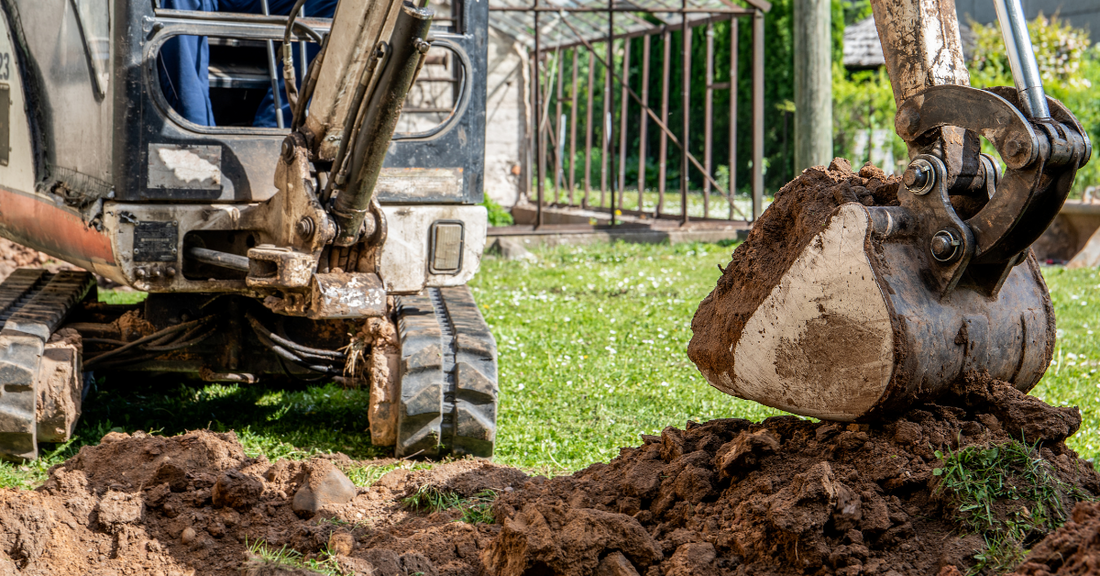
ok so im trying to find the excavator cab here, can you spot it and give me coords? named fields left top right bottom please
left=0, top=0, right=498, bottom=460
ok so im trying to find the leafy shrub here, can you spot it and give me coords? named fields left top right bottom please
left=832, top=13, right=1100, bottom=196
left=968, top=14, right=1100, bottom=196
left=481, top=195, right=515, bottom=227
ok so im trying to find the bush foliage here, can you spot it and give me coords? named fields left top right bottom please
left=833, top=13, right=1100, bottom=196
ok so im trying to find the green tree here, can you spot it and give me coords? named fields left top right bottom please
left=831, top=12, right=1100, bottom=195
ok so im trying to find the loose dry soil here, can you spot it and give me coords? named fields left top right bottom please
left=0, top=238, right=76, bottom=279
left=0, top=376, right=1091, bottom=576
left=0, top=173, right=1096, bottom=574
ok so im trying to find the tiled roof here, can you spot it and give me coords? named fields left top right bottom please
left=842, top=16, right=974, bottom=69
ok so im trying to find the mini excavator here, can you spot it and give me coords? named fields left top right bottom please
left=690, top=0, right=1091, bottom=421
left=0, top=0, right=497, bottom=460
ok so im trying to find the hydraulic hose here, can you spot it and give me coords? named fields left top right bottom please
left=329, top=2, right=433, bottom=246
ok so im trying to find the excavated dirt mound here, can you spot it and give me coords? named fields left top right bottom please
left=0, top=237, right=76, bottom=278
left=485, top=377, right=1098, bottom=576
left=0, top=430, right=526, bottom=576
left=1010, top=502, right=1100, bottom=576
left=688, top=158, right=901, bottom=382
left=0, top=377, right=1094, bottom=575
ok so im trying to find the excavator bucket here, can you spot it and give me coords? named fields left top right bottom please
left=688, top=0, right=1091, bottom=421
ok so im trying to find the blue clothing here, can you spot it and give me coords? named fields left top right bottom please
left=158, top=0, right=338, bottom=127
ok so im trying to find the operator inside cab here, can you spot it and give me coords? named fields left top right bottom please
left=158, top=0, right=337, bottom=127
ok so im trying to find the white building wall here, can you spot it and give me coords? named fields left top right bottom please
left=482, top=27, right=527, bottom=208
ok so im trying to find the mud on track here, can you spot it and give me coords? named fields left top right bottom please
left=0, top=376, right=1094, bottom=576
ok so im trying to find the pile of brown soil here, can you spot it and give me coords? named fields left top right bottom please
left=0, top=429, right=525, bottom=576
left=688, top=158, right=901, bottom=383
left=0, top=377, right=1094, bottom=576
left=0, top=237, right=76, bottom=279
left=485, top=377, right=1098, bottom=576
left=1010, top=502, right=1100, bottom=576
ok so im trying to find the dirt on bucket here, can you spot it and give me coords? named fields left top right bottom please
left=0, top=375, right=1093, bottom=575
left=687, top=158, right=902, bottom=386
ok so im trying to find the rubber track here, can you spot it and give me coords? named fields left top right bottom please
left=394, top=285, right=498, bottom=458
left=0, top=269, right=95, bottom=460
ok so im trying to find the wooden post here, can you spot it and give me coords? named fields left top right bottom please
left=793, top=0, right=832, bottom=172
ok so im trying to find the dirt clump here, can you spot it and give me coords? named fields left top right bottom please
left=688, top=159, right=900, bottom=384
left=0, top=237, right=77, bottom=279
left=486, top=376, right=1098, bottom=576
left=0, top=429, right=524, bottom=575
left=1010, top=501, right=1100, bottom=576
left=0, top=379, right=1094, bottom=575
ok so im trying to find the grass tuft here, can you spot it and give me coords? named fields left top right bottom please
left=246, top=538, right=348, bottom=576
left=343, top=461, right=436, bottom=488
left=933, top=440, right=1093, bottom=574
left=402, top=486, right=497, bottom=524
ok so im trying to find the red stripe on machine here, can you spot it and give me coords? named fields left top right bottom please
left=0, top=187, right=116, bottom=265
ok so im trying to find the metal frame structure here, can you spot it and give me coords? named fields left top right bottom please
left=490, top=0, right=769, bottom=229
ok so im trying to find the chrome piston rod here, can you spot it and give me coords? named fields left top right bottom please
left=993, top=0, right=1050, bottom=120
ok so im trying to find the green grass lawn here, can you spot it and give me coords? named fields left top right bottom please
left=476, top=243, right=1100, bottom=473
left=1030, top=266, right=1100, bottom=460
left=474, top=241, right=783, bottom=473
left=0, top=241, right=1094, bottom=488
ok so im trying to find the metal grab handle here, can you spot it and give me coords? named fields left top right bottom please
left=391, top=35, right=473, bottom=142
left=259, top=0, right=287, bottom=128
left=993, top=0, right=1050, bottom=120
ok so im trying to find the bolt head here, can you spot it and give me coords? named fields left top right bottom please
left=930, top=229, right=962, bottom=263
left=902, top=166, right=924, bottom=188
left=281, top=137, right=296, bottom=162
left=903, top=159, right=936, bottom=195
left=296, top=217, right=315, bottom=238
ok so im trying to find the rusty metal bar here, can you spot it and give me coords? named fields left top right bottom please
left=584, top=50, right=595, bottom=207
left=752, top=8, right=763, bottom=221
left=534, top=7, right=543, bottom=228
left=554, top=47, right=564, bottom=203
left=553, top=9, right=748, bottom=218
left=637, top=34, right=650, bottom=213
left=728, top=19, right=738, bottom=220
left=568, top=48, right=579, bottom=205
left=490, top=5, right=753, bottom=13
left=658, top=30, right=670, bottom=216
left=704, top=23, right=713, bottom=219
left=530, top=14, right=736, bottom=55
left=608, top=3, right=616, bottom=225
left=680, top=5, right=690, bottom=225
left=617, top=37, right=630, bottom=209
left=601, top=47, right=610, bottom=209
